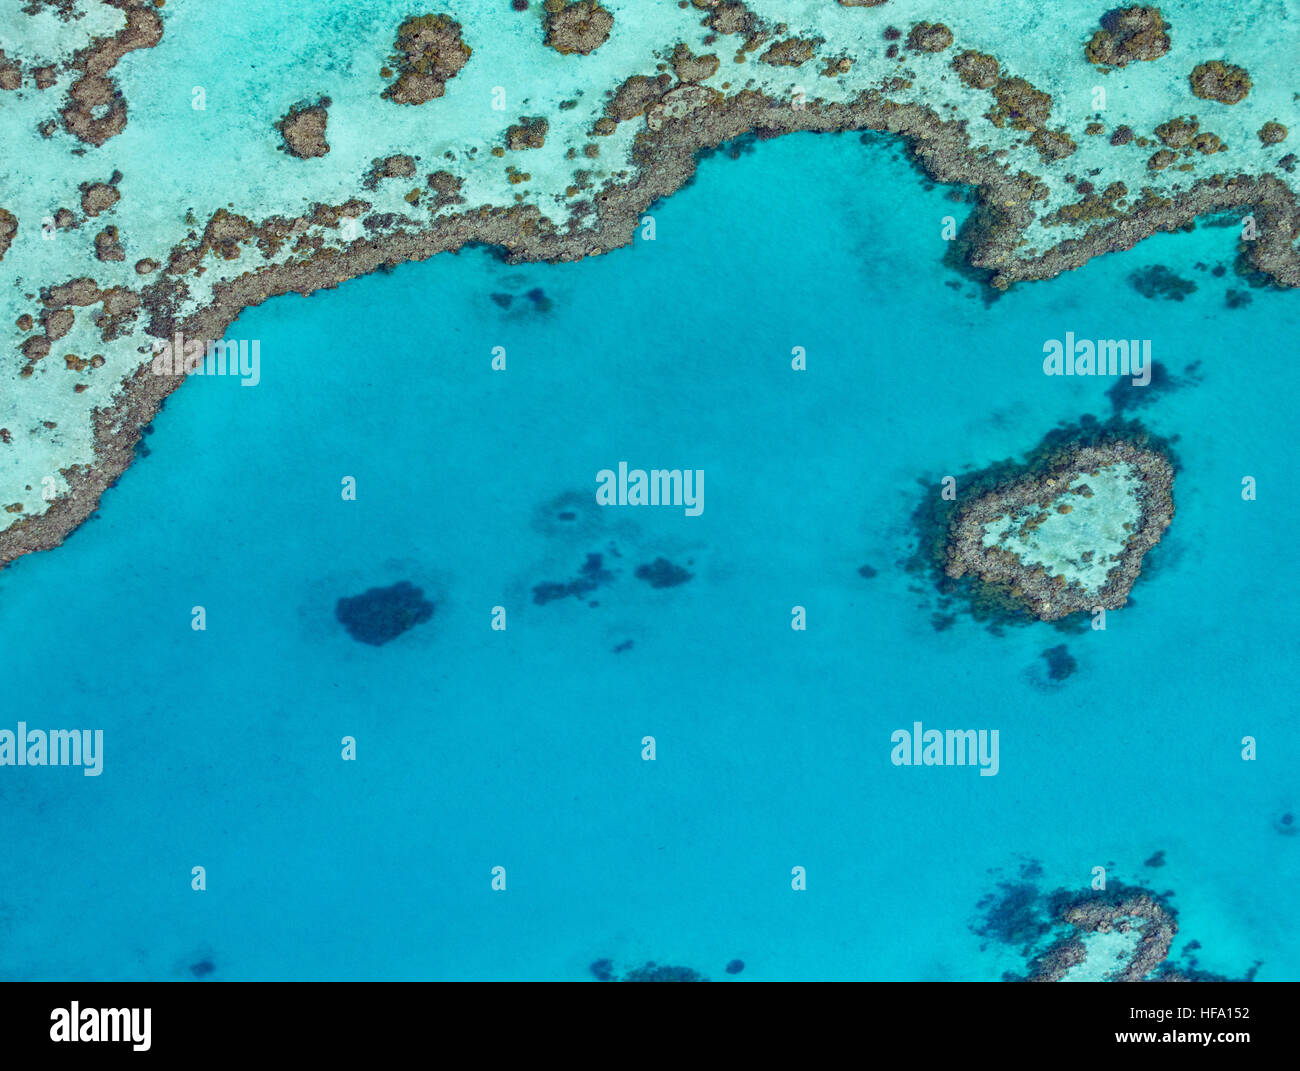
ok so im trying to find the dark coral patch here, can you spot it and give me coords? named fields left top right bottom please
left=533, top=552, right=616, bottom=604
left=621, top=961, right=708, bottom=982
left=1041, top=644, right=1078, bottom=681
left=1128, top=264, right=1196, bottom=300
left=335, top=581, right=435, bottom=645
left=634, top=557, right=693, bottom=588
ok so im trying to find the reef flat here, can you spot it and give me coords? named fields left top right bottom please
left=0, top=0, right=1295, bottom=566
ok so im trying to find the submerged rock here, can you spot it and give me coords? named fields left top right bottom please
left=335, top=581, right=434, bottom=645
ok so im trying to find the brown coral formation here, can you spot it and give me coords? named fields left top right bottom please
left=987, top=77, right=1052, bottom=130
left=382, top=14, right=471, bottom=105
left=1043, top=181, right=1128, bottom=227
left=277, top=97, right=331, bottom=159
left=1259, top=122, right=1288, bottom=145
left=906, top=22, right=953, bottom=53
left=759, top=37, right=819, bottom=67
left=543, top=1, right=613, bottom=55
left=944, top=441, right=1174, bottom=621
left=506, top=116, right=549, bottom=150
left=671, top=44, right=719, bottom=83
left=951, top=50, right=999, bottom=90
left=605, top=74, right=672, bottom=123
left=80, top=181, right=121, bottom=216
left=1153, top=115, right=1197, bottom=148
left=0, top=50, right=22, bottom=90
left=60, top=0, right=164, bottom=147
left=0, top=208, right=16, bottom=261
left=983, top=76, right=1076, bottom=161
left=1189, top=60, right=1252, bottom=104
left=94, top=226, right=125, bottom=262
left=1085, top=6, right=1171, bottom=67
left=363, top=154, right=417, bottom=189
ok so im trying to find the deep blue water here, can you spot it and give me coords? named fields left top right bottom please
left=1, top=131, right=1295, bottom=981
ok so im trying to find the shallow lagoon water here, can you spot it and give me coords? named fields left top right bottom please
left=0, top=131, right=1296, bottom=981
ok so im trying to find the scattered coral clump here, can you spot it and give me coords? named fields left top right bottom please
left=506, top=116, right=549, bottom=150
left=1085, top=6, right=1171, bottom=67
left=1189, top=60, right=1252, bottom=104
left=0, top=207, right=16, bottom=261
left=1153, top=115, right=1198, bottom=148
left=1258, top=121, right=1287, bottom=144
left=277, top=97, right=331, bottom=158
left=906, top=22, right=953, bottom=53
left=951, top=50, right=1000, bottom=90
left=382, top=15, right=471, bottom=105
left=543, top=0, right=613, bottom=55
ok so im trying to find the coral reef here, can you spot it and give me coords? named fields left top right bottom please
left=943, top=439, right=1174, bottom=621
left=951, top=50, right=1000, bottom=90
left=506, top=116, right=549, bottom=150
left=5, top=0, right=1300, bottom=573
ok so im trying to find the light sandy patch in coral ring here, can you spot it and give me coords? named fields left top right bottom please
left=945, top=441, right=1173, bottom=621
left=1027, top=891, right=1177, bottom=982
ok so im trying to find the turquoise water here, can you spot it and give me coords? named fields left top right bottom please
left=1, top=131, right=1295, bottom=981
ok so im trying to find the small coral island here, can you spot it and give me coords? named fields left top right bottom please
left=914, top=420, right=1175, bottom=625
